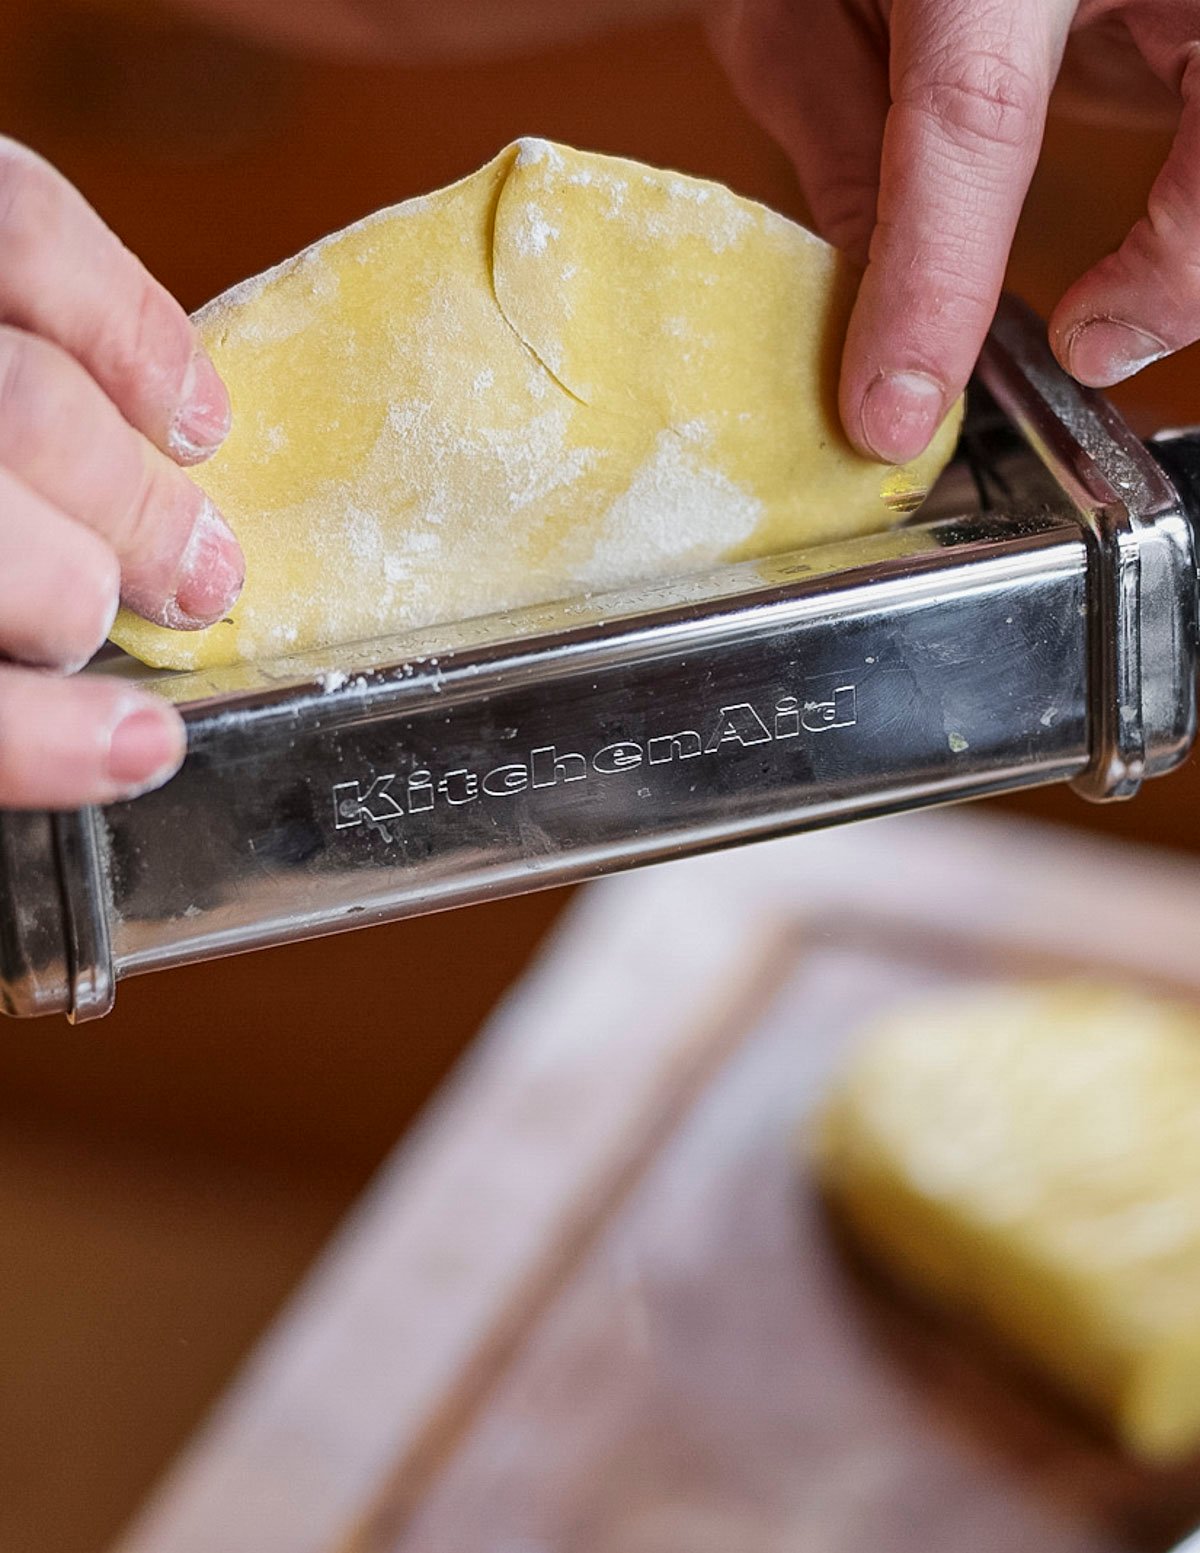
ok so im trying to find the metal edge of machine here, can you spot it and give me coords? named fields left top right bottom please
left=1, top=295, right=1197, bottom=1021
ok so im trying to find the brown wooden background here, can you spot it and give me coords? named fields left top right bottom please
left=0, top=4, right=1198, bottom=1551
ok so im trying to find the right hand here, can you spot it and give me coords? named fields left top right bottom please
left=712, top=0, right=1200, bottom=463
left=0, top=138, right=244, bottom=810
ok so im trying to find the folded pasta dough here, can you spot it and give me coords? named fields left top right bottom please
left=112, top=139, right=962, bottom=670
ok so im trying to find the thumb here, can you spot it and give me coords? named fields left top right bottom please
left=1052, top=47, right=1200, bottom=387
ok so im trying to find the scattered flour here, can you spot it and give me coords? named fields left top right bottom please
left=666, top=176, right=711, bottom=204
left=205, top=252, right=343, bottom=349
left=515, top=137, right=563, bottom=170
left=551, top=156, right=754, bottom=253
left=516, top=205, right=560, bottom=256
left=576, top=430, right=760, bottom=593
left=479, top=405, right=599, bottom=513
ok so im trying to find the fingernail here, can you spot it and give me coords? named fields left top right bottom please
left=169, top=348, right=232, bottom=464
left=860, top=371, right=945, bottom=464
left=166, top=497, right=245, bottom=629
left=107, top=701, right=186, bottom=796
left=1064, top=318, right=1167, bottom=388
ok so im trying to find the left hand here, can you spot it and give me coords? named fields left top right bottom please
left=710, top=0, right=1200, bottom=462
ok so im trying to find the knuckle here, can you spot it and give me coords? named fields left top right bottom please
left=1127, top=223, right=1200, bottom=312
left=1145, top=170, right=1200, bottom=259
left=807, top=170, right=878, bottom=253
left=0, top=326, right=80, bottom=457
left=123, top=457, right=172, bottom=559
left=867, top=215, right=992, bottom=309
left=863, top=223, right=997, bottom=355
left=89, top=261, right=191, bottom=408
left=0, top=325, right=38, bottom=436
left=128, top=273, right=169, bottom=368
left=0, top=138, right=191, bottom=428
left=119, top=453, right=197, bottom=589
left=898, top=49, right=1042, bottom=153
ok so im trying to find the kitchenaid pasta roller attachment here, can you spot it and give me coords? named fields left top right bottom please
left=2, top=295, right=1198, bottom=1021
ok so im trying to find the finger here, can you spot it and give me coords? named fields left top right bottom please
left=709, top=0, right=889, bottom=260
left=1051, top=50, right=1200, bottom=387
left=1050, top=20, right=1179, bottom=131
left=840, top=0, right=1073, bottom=462
left=0, top=668, right=185, bottom=809
left=0, top=325, right=243, bottom=629
left=0, top=137, right=229, bottom=464
left=0, top=467, right=120, bottom=672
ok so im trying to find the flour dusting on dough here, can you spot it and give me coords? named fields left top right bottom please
left=545, top=154, right=757, bottom=254
left=577, top=430, right=761, bottom=592
left=514, top=136, right=563, bottom=170
left=516, top=205, right=560, bottom=257
left=113, top=137, right=960, bottom=672
left=478, top=406, right=599, bottom=512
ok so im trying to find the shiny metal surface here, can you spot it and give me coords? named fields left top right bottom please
left=980, top=298, right=1197, bottom=798
left=0, top=811, right=68, bottom=1018
left=54, top=809, right=115, bottom=1022
left=1, top=297, right=1197, bottom=1018
left=108, top=509, right=1092, bottom=982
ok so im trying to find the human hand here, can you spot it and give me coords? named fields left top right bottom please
left=0, top=139, right=243, bottom=808
left=711, top=0, right=1200, bottom=461
left=168, top=0, right=698, bottom=59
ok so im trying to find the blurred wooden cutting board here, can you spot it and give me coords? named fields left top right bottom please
left=113, top=812, right=1200, bottom=1553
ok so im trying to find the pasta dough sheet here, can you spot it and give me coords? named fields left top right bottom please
left=813, top=981, right=1200, bottom=1464
left=113, top=138, right=963, bottom=670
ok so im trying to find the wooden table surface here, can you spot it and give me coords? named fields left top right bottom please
left=112, top=812, right=1200, bottom=1553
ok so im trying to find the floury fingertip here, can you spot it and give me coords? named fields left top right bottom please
left=163, top=496, right=244, bottom=630
left=169, top=347, right=232, bottom=464
left=1062, top=318, right=1167, bottom=389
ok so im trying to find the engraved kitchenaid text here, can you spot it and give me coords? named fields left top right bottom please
left=330, top=689, right=850, bottom=832
left=332, top=687, right=857, bottom=830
